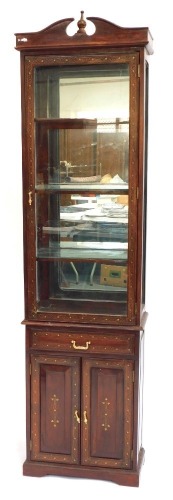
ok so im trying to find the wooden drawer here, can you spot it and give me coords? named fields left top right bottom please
left=29, top=330, right=135, bottom=355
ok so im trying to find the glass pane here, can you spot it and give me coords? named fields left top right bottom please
left=36, top=191, right=128, bottom=312
left=35, top=122, right=129, bottom=187
left=35, top=65, right=129, bottom=120
left=34, top=63, right=130, bottom=316
left=59, top=75, right=129, bottom=120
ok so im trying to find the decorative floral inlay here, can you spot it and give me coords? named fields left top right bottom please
left=50, top=394, right=59, bottom=427
left=101, top=398, right=111, bottom=431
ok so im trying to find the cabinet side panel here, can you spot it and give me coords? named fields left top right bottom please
left=137, top=332, right=145, bottom=457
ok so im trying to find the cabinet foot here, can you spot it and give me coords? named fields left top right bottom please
left=23, top=447, right=145, bottom=487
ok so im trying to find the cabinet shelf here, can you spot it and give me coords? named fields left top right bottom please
left=36, top=183, right=129, bottom=193
left=34, top=118, right=130, bottom=126
left=37, top=248, right=127, bottom=261
left=37, top=241, right=127, bottom=257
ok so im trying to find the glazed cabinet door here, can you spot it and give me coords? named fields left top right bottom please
left=82, top=358, right=134, bottom=469
left=30, top=354, right=80, bottom=464
left=22, top=52, right=140, bottom=325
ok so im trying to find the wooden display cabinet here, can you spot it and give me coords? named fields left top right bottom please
left=15, top=11, right=153, bottom=487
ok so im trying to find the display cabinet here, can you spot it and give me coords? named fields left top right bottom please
left=15, top=12, right=153, bottom=487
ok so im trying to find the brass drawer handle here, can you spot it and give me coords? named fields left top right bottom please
left=74, top=410, right=80, bottom=424
left=71, top=340, right=91, bottom=350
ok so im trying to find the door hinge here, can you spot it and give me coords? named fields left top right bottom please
left=132, top=371, right=135, bottom=383
left=138, top=64, right=140, bottom=77
left=135, top=303, right=137, bottom=315
left=136, top=186, right=139, bottom=200
left=131, top=449, right=133, bottom=462
left=30, top=440, right=32, bottom=451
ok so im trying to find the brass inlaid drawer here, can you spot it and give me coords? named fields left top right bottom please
left=30, top=330, right=135, bottom=355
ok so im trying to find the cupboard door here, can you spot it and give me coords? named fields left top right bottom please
left=30, top=354, right=80, bottom=464
left=82, top=358, right=134, bottom=469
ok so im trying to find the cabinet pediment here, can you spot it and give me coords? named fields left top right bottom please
left=15, top=12, right=153, bottom=54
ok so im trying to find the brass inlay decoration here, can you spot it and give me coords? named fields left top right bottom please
left=50, top=394, right=59, bottom=427
left=101, top=397, right=111, bottom=431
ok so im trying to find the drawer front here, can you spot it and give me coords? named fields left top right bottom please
left=30, top=330, right=135, bottom=355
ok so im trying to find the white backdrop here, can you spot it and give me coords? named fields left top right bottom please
left=0, top=1, right=173, bottom=498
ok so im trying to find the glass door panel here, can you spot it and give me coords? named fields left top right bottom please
left=35, top=65, right=129, bottom=120
left=35, top=121, right=129, bottom=187
left=36, top=189, right=128, bottom=310
left=34, top=63, right=130, bottom=316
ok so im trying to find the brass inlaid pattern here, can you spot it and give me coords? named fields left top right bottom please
left=124, top=361, right=134, bottom=467
left=127, top=56, right=139, bottom=320
left=101, top=398, right=111, bottom=431
left=31, top=311, right=136, bottom=325
left=50, top=394, right=59, bottom=427
left=71, top=362, right=80, bottom=463
left=26, top=53, right=136, bottom=69
left=25, top=59, right=36, bottom=316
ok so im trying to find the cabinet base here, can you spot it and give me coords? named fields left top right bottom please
left=23, top=447, right=145, bottom=487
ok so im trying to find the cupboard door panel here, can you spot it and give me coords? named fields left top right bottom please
left=82, top=358, right=134, bottom=469
left=90, top=367, right=124, bottom=459
left=31, top=354, right=80, bottom=464
left=40, top=364, right=72, bottom=454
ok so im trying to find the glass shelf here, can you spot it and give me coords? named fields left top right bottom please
left=36, top=183, right=128, bottom=192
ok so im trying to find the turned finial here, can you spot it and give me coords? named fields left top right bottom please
left=77, top=11, right=87, bottom=34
